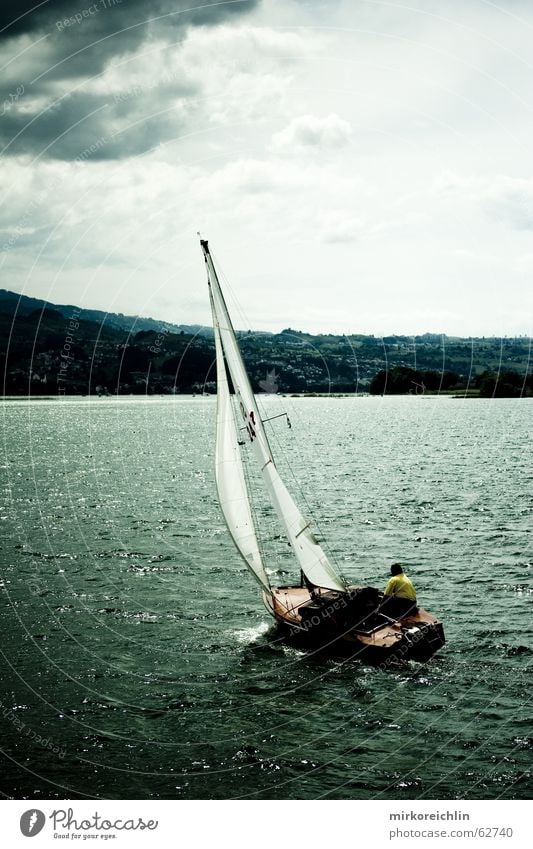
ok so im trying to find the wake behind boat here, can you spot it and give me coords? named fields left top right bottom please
left=201, top=238, right=445, bottom=664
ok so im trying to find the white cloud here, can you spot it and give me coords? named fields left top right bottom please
left=2, top=1, right=533, bottom=335
left=82, top=25, right=312, bottom=118
left=434, top=172, right=533, bottom=230
left=271, top=114, right=353, bottom=154
left=484, top=183, right=533, bottom=231
left=176, top=25, right=317, bottom=126
left=318, top=211, right=366, bottom=244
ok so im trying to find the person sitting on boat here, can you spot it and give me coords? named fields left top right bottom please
left=381, top=563, right=418, bottom=617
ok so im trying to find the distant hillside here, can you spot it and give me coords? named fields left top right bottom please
left=0, top=289, right=531, bottom=396
left=0, top=289, right=208, bottom=338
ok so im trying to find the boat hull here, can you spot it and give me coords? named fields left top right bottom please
left=263, top=585, right=445, bottom=665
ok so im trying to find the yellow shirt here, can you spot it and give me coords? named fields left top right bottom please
left=384, top=573, right=417, bottom=601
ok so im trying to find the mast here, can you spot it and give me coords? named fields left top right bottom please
left=202, top=238, right=347, bottom=594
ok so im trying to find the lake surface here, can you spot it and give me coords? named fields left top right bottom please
left=0, top=395, right=531, bottom=800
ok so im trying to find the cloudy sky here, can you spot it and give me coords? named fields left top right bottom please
left=1, top=0, right=532, bottom=335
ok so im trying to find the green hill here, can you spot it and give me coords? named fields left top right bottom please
left=1, top=290, right=531, bottom=396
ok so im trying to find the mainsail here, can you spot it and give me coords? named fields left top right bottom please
left=202, top=239, right=347, bottom=594
left=209, top=288, right=270, bottom=591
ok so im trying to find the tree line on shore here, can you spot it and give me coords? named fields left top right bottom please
left=1, top=299, right=531, bottom=398
left=368, top=366, right=532, bottom=397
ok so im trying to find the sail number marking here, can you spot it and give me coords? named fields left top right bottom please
left=247, top=410, right=257, bottom=442
left=239, top=400, right=257, bottom=442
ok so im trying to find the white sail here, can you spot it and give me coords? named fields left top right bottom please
left=202, top=239, right=347, bottom=594
left=210, top=289, right=270, bottom=591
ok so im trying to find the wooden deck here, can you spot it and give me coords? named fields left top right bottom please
left=267, top=586, right=313, bottom=625
left=264, top=585, right=443, bottom=653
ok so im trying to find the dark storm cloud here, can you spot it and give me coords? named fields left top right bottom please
left=0, top=87, right=196, bottom=161
left=0, top=0, right=258, bottom=45
left=0, top=0, right=259, bottom=159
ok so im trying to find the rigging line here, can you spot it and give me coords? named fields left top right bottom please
left=212, top=286, right=272, bottom=590
left=233, top=395, right=284, bottom=576
left=274, top=400, right=344, bottom=566
left=254, top=378, right=350, bottom=575
left=210, top=245, right=345, bottom=583
left=238, top=412, right=290, bottom=430
left=273, top=593, right=305, bottom=618
left=209, top=247, right=258, bottom=338
left=220, top=354, right=302, bottom=580
left=251, top=394, right=302, bottom=583
left=240, top=417, right=295, bottom=580
left=228, top=390, right=266, bottom=568
left=255, top=392, right=346, bottom=577
left=295, top=523, right=311, bottom=539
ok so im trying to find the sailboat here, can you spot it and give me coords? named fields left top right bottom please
left=201, top=238, right=445, bottom=663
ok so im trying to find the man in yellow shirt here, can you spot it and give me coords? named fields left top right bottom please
left=382, top=563, right=418, bottom=617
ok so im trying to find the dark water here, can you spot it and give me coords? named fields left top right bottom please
left=1, top=396, right=531, bottom=800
